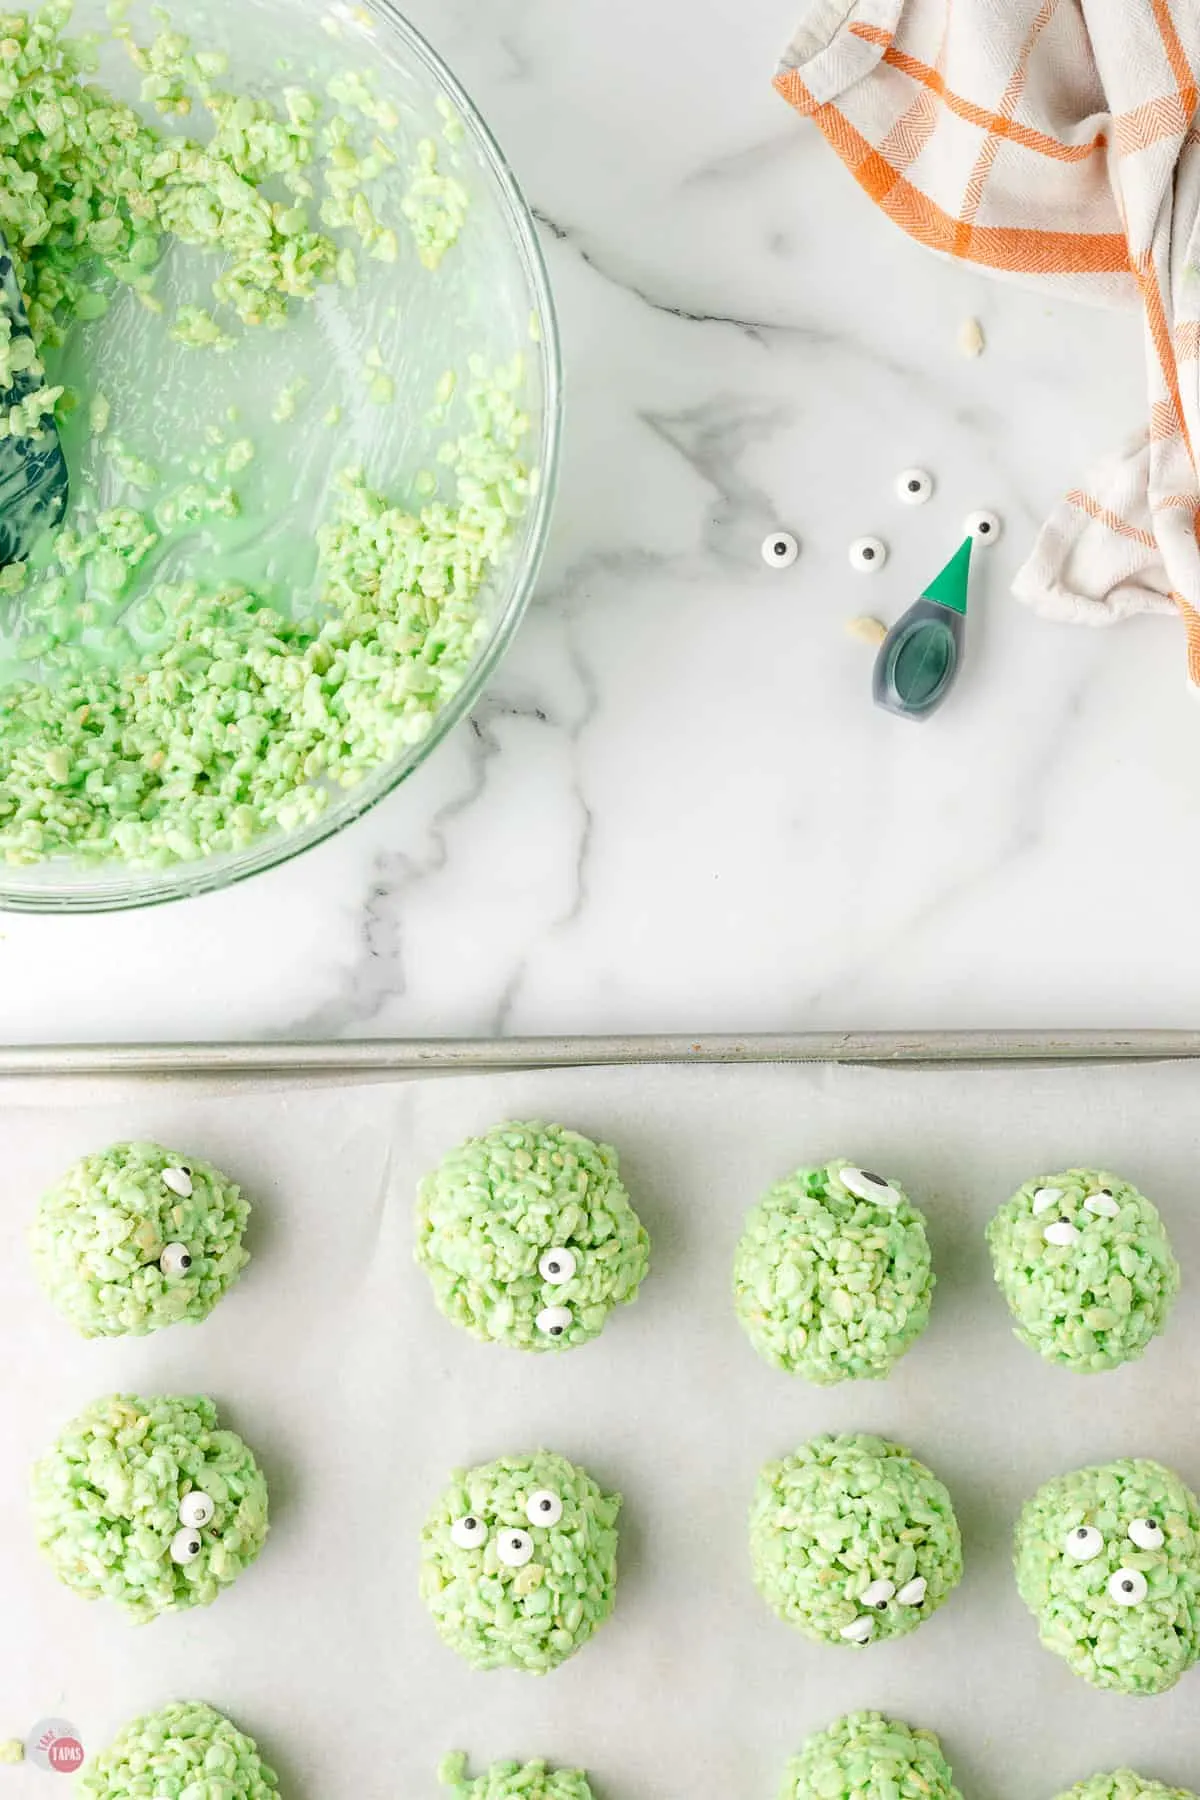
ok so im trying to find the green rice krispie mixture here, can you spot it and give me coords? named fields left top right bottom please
left=415, top=1121, right=651, bottom=1352
left=0, top=2, right=533, bottom=872
left=749, top=1433, right=963, bottom=1646
left=29, top=1139, right=249, bottom=1335
left=987, top=1169, right=1180, bottom=1372
left=438, top=1754, right=595, bottom=1800
left=77, top=1702, right=278, bottom=1800
left=32, top=1392, right=269, bottom=1621
left=420, top=1449, right=621, bottom=1673
left=734, top=1159, right=934, bottom=1384
left=779, top=1713, right=962, bottom=1800
left=1014, top=1457, right=1200, bottom=1694
left=1052, top=1775, right=1198, bottom=1800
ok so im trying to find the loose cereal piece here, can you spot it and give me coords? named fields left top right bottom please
left=847, top=615, right=887, bottom=646
left=415, top=1121, right=650, bottom=1352
left=958, top=317, right=985, bottom=357
left=750, top=1435, right=962, bottom=1645
left=420, top=1451, right=620, bottom=1673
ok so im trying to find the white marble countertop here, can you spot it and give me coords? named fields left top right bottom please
left=3, top=0, right=1196, bottom=1044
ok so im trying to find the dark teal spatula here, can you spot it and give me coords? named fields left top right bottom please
left=0, top=231, right=69, bottom=569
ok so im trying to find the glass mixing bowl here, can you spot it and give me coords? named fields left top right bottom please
left=0, top=0, right=560, bottom=912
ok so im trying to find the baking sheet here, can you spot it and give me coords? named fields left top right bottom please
left=4, top=1057, right=1200, bottom=1800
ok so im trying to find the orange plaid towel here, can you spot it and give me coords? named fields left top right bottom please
left=776, top=0, right=1200, bottom=684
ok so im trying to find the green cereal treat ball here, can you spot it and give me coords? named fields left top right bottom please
left=750, top=1433, right=963, bottom=1646
left=1014, top=1458, right=1200, bottom=1694
left=415, top=1122, right=650, bottom=1353
left=1052, top=1776, right=1198, bottom=1800
left=780, top=1713, right=963, bottom=1800
left=78, top=1702, right=278, bottom=1800
left=438, top=1753, right=594, bottom=1800
left=733, top=1159, right=934, bottom=1384
left=33, top=1394, right=269, bottom=1623
left=420, top=1450, right=621, bottom=1673
left=30, top=1142, right=250, bottom=1338
left=987, top=1169, right=1179, bottom=1372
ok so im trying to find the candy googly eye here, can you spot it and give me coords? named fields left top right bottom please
left=896, top=468, right=933, bottom=505
left=860, top=1578, right=895, bottom=1610
left=162, top=1166, right=194, bottom=1197
left=178, top=1491, right=214, bottom=1529
left=536, top=1305, right=572, bottom=1339
left=1064, top=1525, right=1104, bottom=1561
left=840, top=1616, right=873, bottom=1643
left=169, top=1528, right=203, bottom=1565
left=762, top=532, right=798, bottom=568
left=497, top=1529, right=535, bottom=1568
left=1085, top=1190, right=1120, bottom=1217
left=159, top=1242, right=193, bottom=1276
left=450, top=1514, right=488, bottom=1550
left=849, top=536, right=888, bottom=572
left=897, top=1576, right=927, bottom=1606
left=841, top=1168, right=900, bottom=1206
left=1109, top=1567, right=1148, bottom=1606
left=526, top=1490, right=564, bottom=1528
left=539, top=1247, right=577, bottom=1286
left=1043, top=1219, right=1080, bottom=1246
left=964, top=510, right=1001, bottom=544
left=1128, top=1517, right=1164, bottom=1550
left=1032, top=1186, right=1064, bottom=1214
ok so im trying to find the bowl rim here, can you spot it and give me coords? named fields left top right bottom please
left=0, top=0, right=563, bottom=915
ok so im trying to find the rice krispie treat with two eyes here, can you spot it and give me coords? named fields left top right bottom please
left=77, top=1702, right=277, bottom=1800
left=779, top=1713, right=962, bottom=1800
left=32, top=1393, right=269, bottom=1623
left=420, top=1450, right=620, bottom=1673
left=29, top=1141, right=250, bottom=1337
left=749, top=1433, right=963, bottom=1647
left=416, top=1122, right=650, bottom=1352
left=987, top=1169, right=1179, bottom=1372
left=734, top=1160, right=934, bottom=1384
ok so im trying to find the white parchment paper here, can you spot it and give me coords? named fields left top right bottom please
left=4, top=1059, right=1200, bottom=1800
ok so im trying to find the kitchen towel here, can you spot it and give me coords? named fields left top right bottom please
left=776, top=0, right=1200, bottom=683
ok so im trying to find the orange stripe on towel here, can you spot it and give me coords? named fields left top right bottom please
left=1066, top=490, right=1157, bottom=548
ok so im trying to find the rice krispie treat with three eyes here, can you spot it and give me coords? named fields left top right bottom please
left=988, top=1169, right=1179, bottom=1371
left=734, top=1160, right=934, bottom=1384
left=32, top=1393, right=269, bottom=1623
left=29, top=1141, right=250, bottom=1337
left=420, top=1450, right=620, bottom=1673
left=1014, top=1457, right=1200, bottom=1694
left=779, top=1713, right=963, bottom=1800
left=416, top=1122, right=650, bottom=1352
left=749, top=1433, right=963, bottom=1647
left=77, top=1703, right=278, bottom=1800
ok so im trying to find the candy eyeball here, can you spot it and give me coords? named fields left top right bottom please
left=762, top=531, right=799, bottom=568
left=849, top=536, right=888, bottom=572
left=840, top=1167, right=900, bottom=1207
left=839, top=1616, right=873, bottom=1642
left=526, top=1490, right=564, bottom=1528
left=450, top=1514, right=488, bottom=1551
left=1064, top=1524, right=1103, bottom=1561
left=964, top=509, right=1001, bottom=544
left=1128, top=1517, right=1165, bottom=1550
left=1085, top=1189, right=1120, bottom=1217
left=896, top=468, right=934, bottom=505
left=178, top=1491, right=215, bottom=1529
left=860, top=1577, right=896, bottom=1609
left=897, top=1575, right=927, bottom=1605
left=536, top=1305, right=572, bottom=1339
left=1109, top=1567, right=1149, bottom=1606
left=160, top=1242, right=194, bottom=1277
left=1032, top=1186, right=1064, bottom=1215
left=162, top=1166, right=194, bottom=1197
left=1043, top=1219, right=1080, bottom=1247
left=169, top=1528, right=203, bottom=1565
left=496, top=1529, right=535, bottom=1569
left=538, top=1247, right=577, bottom=1285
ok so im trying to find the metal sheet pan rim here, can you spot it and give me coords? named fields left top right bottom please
left=2, top=1029, right=1200, bottom=1076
